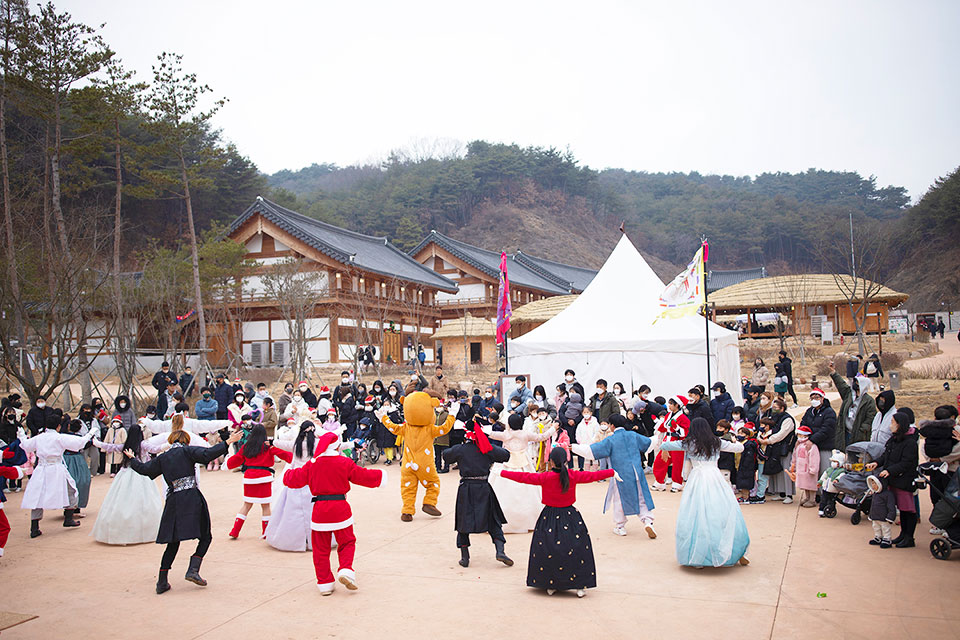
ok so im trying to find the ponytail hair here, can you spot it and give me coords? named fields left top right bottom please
left=549, top=446, right=570, bottom=493
left=242, top=424, right=267, bottom=458
left=168, top=430, right=190, bottom=446
left=171, top=413, right=185, bottom=433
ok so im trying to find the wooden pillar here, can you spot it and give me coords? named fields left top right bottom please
left=329, top=312, right=339, bottom=363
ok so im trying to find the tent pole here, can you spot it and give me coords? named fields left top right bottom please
left=504, top=335, right=509, bottom=375
left=703, top=246, right=711, bottom=392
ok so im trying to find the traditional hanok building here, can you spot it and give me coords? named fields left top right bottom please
left=217, top=197, right=458, bottom=367
left=410, top=231, right=597, bottom=324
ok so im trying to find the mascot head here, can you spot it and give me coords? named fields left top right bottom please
left=400, top=391, right=440, bottom=427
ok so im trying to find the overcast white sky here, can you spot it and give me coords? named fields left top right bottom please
left=60, top=0, right=959, bottom=200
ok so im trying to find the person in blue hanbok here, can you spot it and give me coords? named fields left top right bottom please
left=572, top=414, right=656, bottom=539
left=660, top=417, right=751, bottom=567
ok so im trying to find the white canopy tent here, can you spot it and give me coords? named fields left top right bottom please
left=507, top=235, right=743, bottom=405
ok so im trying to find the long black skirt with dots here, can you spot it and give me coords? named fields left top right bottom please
left=526, top=506, right=597, bottom=591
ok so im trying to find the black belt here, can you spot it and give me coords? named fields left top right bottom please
left=64, top=451, right=83, bottom=456
left=460, top=476, right=489, bottom=483
left=241, top=465, right=275, bottom=474
left=312, top=494, right=346, bottom=502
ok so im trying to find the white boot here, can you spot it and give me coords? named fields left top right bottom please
left=317, top=582, right=335, bottom=596
left=671, top=483, right=683, bottom=493
left=644, top=523, right=657, bottom=539
left=337, top=568, right=358, bottom=591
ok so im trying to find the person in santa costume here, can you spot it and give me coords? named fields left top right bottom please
left=442, top=420, right=512, bottom=568
left=282, top=431, right=387, bottom=595
left=226, top=424, right=293, bottom=539
left=652, top=396, right=691, bottom=492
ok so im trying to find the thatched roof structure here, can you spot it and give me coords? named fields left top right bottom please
left=432, top=315, right=496, bottom=339
left=510, top=295, right=579, bottom=324
left=710, top=274, right=908, bottom=311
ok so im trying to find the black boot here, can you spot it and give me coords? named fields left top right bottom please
left=156, top=569, right=171, bottom=594
left=185, top=555, right=207, bottom=586
left=494, top=539, right=513, bottom=566
left=895, top=512, right=917, bottom=548
left=30, top=519, right=42, bottom=538
left=62, top=509, right=80, bottom=527
left=458, top=546, right=470, bottom=568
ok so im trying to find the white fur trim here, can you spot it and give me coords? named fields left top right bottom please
left=261, top=516, right=271, bottom=522
left=0, top=546, right=4, bottom=556
left=311, top=517, right=354, bottom=531
left=337, top=568, right=356, bottom=580
left=236, top=513, right=247, bottom=520
left=0, top=502, right=4, bottom=510
left=242, top=475, right=275, bottom=484
left=377, top=469, right=388, bottom=488
left=317, top=582, right=335, bottom=593
left=243, top=495, right=273, bottom=504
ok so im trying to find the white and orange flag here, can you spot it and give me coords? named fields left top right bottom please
left=656, top=242, right=707, bottom=321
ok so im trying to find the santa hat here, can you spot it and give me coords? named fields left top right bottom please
left=670, top=395, right=689, bottom=408
left=319, top=386, right=330, bottom=394
left=316, top=431, right=341, bottom=456
left=298, top=380, right=308, bottom=386
left=364, top=395, right=375, bottom=405
left=234, top=377, right=242, bottom=383
left=797, top=425, right=812, bottom=436
left=111, top=415, right=123, bottom=424
left=326, top=408, right=337, bottom=415
left=464, top=420, right=492, bottom=454
left=810, top=388, right=825, bottom=397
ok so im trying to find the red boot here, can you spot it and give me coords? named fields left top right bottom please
left=260, top=517, right=270, bottom=539
left=228, top=514, right=246, bottom=539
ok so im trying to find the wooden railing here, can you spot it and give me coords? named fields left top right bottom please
left=434, top=296, right=495, bottom=307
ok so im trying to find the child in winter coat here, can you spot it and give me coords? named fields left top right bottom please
left=866, top=474, right=896, bottom=548
left=593, top=419, right=614, bottom=475
left=576, top=408, right=600, bottom=472
left=817, top=450, right=846, bottom=517
left=789, top=425, right=820, bottom=507
left=735, top=425, right=760, bottom=503
left=773, top=363, right=788, bottom=399
left=716, top=419, right=738, bottom=487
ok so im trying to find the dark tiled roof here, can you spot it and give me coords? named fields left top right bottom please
left=230, top=198, right=458, bottom=293
left=410, top=231, right=572, bottom=295
left=706, top=267, right=766, bottom=293
left=513, top=251, right=597, bottom=293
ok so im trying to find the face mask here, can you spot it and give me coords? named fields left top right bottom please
left=203, top=393, right=211, bottom=399
left=583, top=414, right=592, bottom=421
left=484, top=392, right=492, bottom=399
left=258, top=390, right=267, bottom=397
left=410, top=375, right=418, bottom=382
left=565, top=375, right=574, bottom=383
left=511, top=403, right=519, bottom=409
left=389, top=390, right=397, bottom=397
left=830, top=461, right=839, bottom=468
left=285, top=387, right=293, bottom=394
left=341, top=378, right=350, bottom=385
left=772, top=406, right=781, bottom=414
left=713, top=390, right=721, bottom=397
left=760, top=398, right=769, bottom=406
left=732, top=416, right=741, bottom=423
left=810, top=398, right=821, bottom=408
left=516, top=383, right=524, bottom=390
left=641, top=393, right=649, bottom=400
left=596, top=388, right=604, bottom=395
left=736, top=434, right=745, bottom=441
left=146, top=413, right=156, bottom=419
left=37, top=402, right=45, bottom=409
left=299, top=385, right=308, bottom=392
left=755, top=362, right=761, bottom=367
left=715, top=430, right=724, bottom=436
left=364, top=405, right=373, bottom=411
left=236, top=397, right=245, bottom=405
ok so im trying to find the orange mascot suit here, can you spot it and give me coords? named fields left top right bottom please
left=378, top=391, right=456, bottom=521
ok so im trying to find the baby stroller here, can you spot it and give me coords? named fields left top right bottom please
left=831, top=441, right=885, bottom=525
left=923, top=466, right=960, bottom=561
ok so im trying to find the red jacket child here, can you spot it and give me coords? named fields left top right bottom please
left=226, top=443, right=293, bottom=538
left=283, top=431, right=386, bottom=595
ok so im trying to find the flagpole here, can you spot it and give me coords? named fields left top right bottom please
left=703, top=239, right=711, bottom=392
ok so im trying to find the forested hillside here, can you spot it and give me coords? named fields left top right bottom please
left=265, top=143, right=944, bottom=290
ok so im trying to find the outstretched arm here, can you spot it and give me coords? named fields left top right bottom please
left=571, top=443, right=595, bottom=460
left=431, top=409, right=458, bottom=438
left=570, top=469, right=615, bottom=483
left=500, top=470, right=548, bottom=485
left=378, top=412, right=406, bottom=437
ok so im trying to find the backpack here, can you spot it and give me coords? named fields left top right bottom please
left=866, top=361, right=877, bottom=375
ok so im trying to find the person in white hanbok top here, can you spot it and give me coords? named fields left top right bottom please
left=20, top=415, right=96, bottom=537
left=488, top=414, right=555, bottom=533
left=90, top=425, right=166, bottom=545
left=264, top=420, right=320, bottom=551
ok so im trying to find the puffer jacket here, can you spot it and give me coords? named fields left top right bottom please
left=876, top=427, right=919, bottom=492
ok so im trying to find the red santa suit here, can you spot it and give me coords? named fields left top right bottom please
left=0, top=460, right=26, bottom=557
left=226, top=445, right=293, bottom=537
left=652, top=396, right=690, bottom=490
left=282, top=432, right=386, bottom=595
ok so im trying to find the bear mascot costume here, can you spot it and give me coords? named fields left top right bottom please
left=377, top=391, right=458, bottom=521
